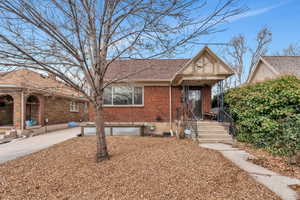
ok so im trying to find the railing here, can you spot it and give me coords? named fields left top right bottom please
left=218, top=109, right=237, bottom=137
left=184, top=108, right=198, bottom=140
left=176, top=106, right=198, bottom=139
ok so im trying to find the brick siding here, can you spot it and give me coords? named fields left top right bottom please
left=89, top=85, right=212, bottom=123
left=0, top=90, right=88, bottom=129
left=44, top=97, right=88, bottom=125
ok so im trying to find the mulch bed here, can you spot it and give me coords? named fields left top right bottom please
left=236, top=142, right=300, bottom=180
left=0, top=137, right=280, bottom=200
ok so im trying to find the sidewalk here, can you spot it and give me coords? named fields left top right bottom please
left=0, top=127, right=80, bottom=163
left=200, top=143, right=300, bottom=200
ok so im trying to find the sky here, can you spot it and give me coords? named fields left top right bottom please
left=184, top=0, right=300, bottom=59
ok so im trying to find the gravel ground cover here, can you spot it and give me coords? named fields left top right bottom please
left=0, top=136, right=280, bottom=200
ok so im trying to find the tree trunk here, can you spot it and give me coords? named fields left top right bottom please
left=94, top=103, right=109, bottom=162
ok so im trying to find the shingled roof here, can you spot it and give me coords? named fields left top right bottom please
left=262, top=56, right=300, bottom=77
left=105, top=59, right=188, bottom=81
left=0, top=69, right=84, bottom=99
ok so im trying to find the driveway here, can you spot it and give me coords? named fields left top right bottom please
left=0, top=127, right=80, bottom=163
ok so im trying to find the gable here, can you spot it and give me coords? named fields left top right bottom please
left=247, top=58, right=280, bottom=84
left=183, top=52, right=229, bottom=75
left=250, top=61, right=277, bottom=83
left=172, top=47, right=234, bottom=85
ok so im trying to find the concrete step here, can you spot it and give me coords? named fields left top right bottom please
left=198, top=138, right=233, bottom=144
left=197, top=130, right=228, bottom=135
left=196, top=121, right=230, bottom=126
left=198, top=134, right=232, bottom=140
left=197, top=126, right=229, bottom=131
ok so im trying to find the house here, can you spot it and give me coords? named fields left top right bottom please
left=0, top=69, right=88, bottom=136
left=247, top=56, right=300, bottom=84
left=89, top=47, right=235, bottom=139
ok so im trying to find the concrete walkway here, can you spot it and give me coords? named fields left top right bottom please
left=200, top=143, right=300, bottom=200
left=0, top=127, right=80, bottom=163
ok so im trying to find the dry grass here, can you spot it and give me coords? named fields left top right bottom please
left=237, top=142, right=300, bottom=180
left=0, top=136, right=280, bottom=200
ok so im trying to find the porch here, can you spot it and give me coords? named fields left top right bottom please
left=0, top=90, right=44, bottom=131
left=171, top=47, right=235, bottom=142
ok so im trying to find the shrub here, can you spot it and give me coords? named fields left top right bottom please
left=225, top=75, right=300, bottom=156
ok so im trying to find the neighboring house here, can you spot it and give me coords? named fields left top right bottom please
left=247, top=56, right=300, bottom=84
left=89, top=47, right=234, bottom=136
left=0, top=69, right=88, bottom=134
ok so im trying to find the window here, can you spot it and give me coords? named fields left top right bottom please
left=70, top=101, right=79, bottom=112
left=84, top=102, right=88, bottom=113
left=103, top=86, right=143, bottom=106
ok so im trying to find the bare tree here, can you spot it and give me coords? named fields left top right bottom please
left=223, top=27, right=272, bottom=87
left=249, top=28, right=272, bottom=74
left=274, top=43, right=300, bottom=56
left=224, top=34, right=247, bottom=87
left=0, top=0, right=244, bottom=162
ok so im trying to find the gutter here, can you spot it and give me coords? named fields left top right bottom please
left=21, top=90, right=24, bottom=131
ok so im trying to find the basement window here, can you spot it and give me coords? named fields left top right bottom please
left=103, top=86, right=143, bottom=106
left=70, top=101, right=79, bottom=112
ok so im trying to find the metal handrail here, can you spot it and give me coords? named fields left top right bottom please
left=218, top=109, right=237, bottom=137
left=186, top=108, right=198, bottom=139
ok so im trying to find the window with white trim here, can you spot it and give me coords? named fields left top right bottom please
left=103, top=86, right=143, bottom=106
left=70, top=101, right=79, bottom=112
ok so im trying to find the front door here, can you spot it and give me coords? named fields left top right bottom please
left=188, top=88, right=202, bottom=119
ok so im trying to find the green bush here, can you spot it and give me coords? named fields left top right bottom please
left=225, top=75, right=300, bottom=156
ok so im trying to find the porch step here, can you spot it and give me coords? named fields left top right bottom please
left=197, top=127, right=228, bottom=135
left=191, top=120, right=233, bottom=144
left=197, top=121, right=230, bottom=127
left=198, top=126, right=229, bottom=131
left=185, top=119, right=234, bottom=143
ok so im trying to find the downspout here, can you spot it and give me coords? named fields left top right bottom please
left=169, top=82, right=173, bottom=136
left=21, top=90, right=24, bottom=132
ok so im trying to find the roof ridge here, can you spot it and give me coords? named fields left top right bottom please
left=263, top=56, right=300, bottom=57
left=112, top=58, right=190, bottom=61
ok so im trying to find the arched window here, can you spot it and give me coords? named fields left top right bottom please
left=0, top=95, right=14, bottom=126
left=26, top=95, right=40, bottom=126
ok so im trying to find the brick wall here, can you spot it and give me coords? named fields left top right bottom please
left=0, top=89, right=89, bottom=129
left=44, top=97, right=88, bottom=125
left=89, top=85, right=213, bottom=123
left=89, top=86, right=184, bottom=123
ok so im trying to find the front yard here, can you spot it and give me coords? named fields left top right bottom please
left=0, top=136, right=279, bottom=199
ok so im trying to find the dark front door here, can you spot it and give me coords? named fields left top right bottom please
left=188, top=88, right=202, bottom=119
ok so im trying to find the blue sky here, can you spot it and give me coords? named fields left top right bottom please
left=185, top=0, right=300, bottom=58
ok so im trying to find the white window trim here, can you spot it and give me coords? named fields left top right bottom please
left=70, top=101, right=79, bottom=112
left=103, top=85, right=144, bottom=107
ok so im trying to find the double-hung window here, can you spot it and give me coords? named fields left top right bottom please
left=70, top=101, right=79, bottom=112
left=103, top=86, right=143, bottom=106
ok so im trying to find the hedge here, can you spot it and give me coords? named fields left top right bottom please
left=224, top=75, right=300, bottom=156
